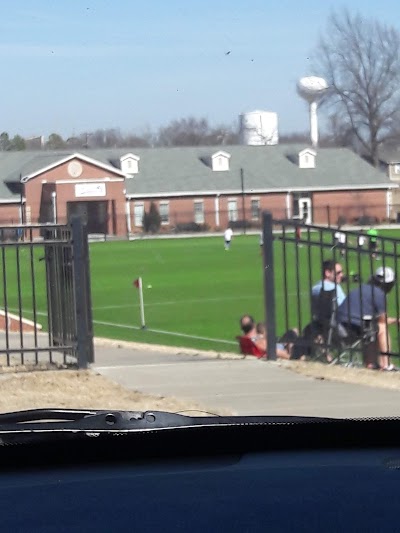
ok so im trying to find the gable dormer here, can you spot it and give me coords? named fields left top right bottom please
left=120, top=153, right=140, bottom=176
left=298, top=148, right=316, bottom=169
left=211, top=150, right=231, bottom=171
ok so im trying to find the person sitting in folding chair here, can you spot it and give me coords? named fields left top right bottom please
left=336, top=267, right=400, bottom=371
left=311, top=260, right=346, bottom=308
left=301, top=260, right=346, bottom=360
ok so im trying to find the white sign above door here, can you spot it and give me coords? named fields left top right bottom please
left=75, top=183, right=106, bottom=198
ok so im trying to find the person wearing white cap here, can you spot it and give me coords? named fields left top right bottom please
left=337, top=266, right=399, bottom=371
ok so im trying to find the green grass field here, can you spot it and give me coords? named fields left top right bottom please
left=89, top=235, right=266, bottom=352
left=2, top=229, right=400, bottom=355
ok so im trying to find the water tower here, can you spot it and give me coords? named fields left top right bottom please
left=297, top=76, right=328, bottom=147
left=239, top=110, right=279, bottom=146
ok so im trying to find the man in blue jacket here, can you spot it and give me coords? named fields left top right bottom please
left=337, top=266, right=399, bottom=371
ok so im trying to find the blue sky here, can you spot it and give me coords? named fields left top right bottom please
left=1, top=0, right=399, bottom=139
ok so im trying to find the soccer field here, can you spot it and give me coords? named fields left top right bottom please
left=89, top=235, right=266, bottom=352
left=4, top=229, right=400, bottom=355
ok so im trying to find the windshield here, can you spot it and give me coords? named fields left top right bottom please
left=1, top=0, right=400, bottom=421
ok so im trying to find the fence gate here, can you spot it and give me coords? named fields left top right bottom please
left=0, top=215, right=93, bottom=369
left=262, top=212, right=400, bottom=365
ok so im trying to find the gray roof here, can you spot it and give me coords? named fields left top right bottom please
left=0, top=144, right=394, bottom=200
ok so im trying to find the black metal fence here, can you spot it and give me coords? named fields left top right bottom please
left=0, top=216, right=93, bottom=369
left=262, top=212, right=400, bottom=367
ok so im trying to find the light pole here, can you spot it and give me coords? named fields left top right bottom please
left=240, top=168, right=246, bottom=235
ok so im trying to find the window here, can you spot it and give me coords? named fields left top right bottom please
left=394, top=164, right=400, bottom=175
left=134, top=203, right=144, bottom=227
left=159, top=202, right=169, bottom=224
left=227, top=199, right=238, bottom=222
left=194, top=201, right=204, bottom=224
left=251, top=199, right=260, bottom=220
left=292, top=193, right=311, bottom=218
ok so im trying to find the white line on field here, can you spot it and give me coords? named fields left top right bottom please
left=92, top=319, right=237, bottom=345
left=9, top=310, right=237, bottom=346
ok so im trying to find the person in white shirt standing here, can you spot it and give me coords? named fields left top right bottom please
left=224, top=227, right=233, bottom=250
left=357, top=231, right=366, bottom=249
left=333, top=228, right=346, bottom=257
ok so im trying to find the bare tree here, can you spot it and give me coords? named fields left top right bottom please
left=278, top=132, right=309, bottom=144
left=157, top=117, right=210, bottom=146
left=156, top=117, right=238, bottom=147
left=314, top=9, right=400, bottom=165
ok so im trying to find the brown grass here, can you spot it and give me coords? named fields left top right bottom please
left=0, top=369, right=227, bottom=416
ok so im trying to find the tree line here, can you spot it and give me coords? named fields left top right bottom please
left=0, top=118, right=240, bottom=152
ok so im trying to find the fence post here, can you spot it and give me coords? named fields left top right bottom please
left=71, top=215, right=94, bottom=368
left=262, top=211, right=277, bottom=360
left=327, top=205, right=331, bottom=228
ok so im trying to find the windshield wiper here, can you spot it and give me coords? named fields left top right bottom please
left=0, top=410, right=398, bottom=467
left=0, top=408, right=336, bottom=433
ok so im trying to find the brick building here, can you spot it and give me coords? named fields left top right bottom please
left=0, top=145, right=395, bottom=235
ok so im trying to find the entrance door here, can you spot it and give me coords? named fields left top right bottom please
left=298, top=198, right=312, bottom=224
left=67, top=201, right=109, bottom=234
left=227, top=200, right=238, bottom=222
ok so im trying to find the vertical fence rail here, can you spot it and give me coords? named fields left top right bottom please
left=281, top=225, right=289, bottom=332
left=71, top=216, right=94, bottom=368
left=262, top=212, right=276, bottom=360
left=15, top=245, right=24, bottom=364
left=1, top=246, right=9, bottom=366
left=29, top=228, right=39, bottom=365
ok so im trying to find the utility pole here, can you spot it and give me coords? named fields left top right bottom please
left=240, top=168, right=246, bottom=235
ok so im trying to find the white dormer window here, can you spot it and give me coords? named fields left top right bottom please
left=394, top=164, right=400, bottom=175
left=298, top=148, right=316, bottom=169
left=120, top=153, right=140, bottom=176
left=211, top=150, right=231, bottom=171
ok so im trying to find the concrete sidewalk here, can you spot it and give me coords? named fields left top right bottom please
left=93, top=344, right=400, bottom=418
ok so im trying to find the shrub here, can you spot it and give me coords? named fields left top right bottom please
left=229, top=219, right=258, bottom=230
left=355, top=215, right=378, bottom=226
left=174, top=222, right=209, bottom=233
left=143, top=202, right=161, bottom=233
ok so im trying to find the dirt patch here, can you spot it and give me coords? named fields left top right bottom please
left=278, top=360, right=400, bottom=391
left=0, top=369, right=228, bottom=416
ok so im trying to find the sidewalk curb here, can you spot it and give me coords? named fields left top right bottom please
left=93, top=336, right=247, bottom=361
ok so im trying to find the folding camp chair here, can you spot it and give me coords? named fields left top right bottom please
left=302, top=289, right=338, bottom=363
left=329, top=316, right=379, bottom=367
left=304, top=289, right=378, bottom=367
left=236, top=336, right=266, bottom=358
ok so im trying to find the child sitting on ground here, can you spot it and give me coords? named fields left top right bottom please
left=256, top=322, right=299, bottom=359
